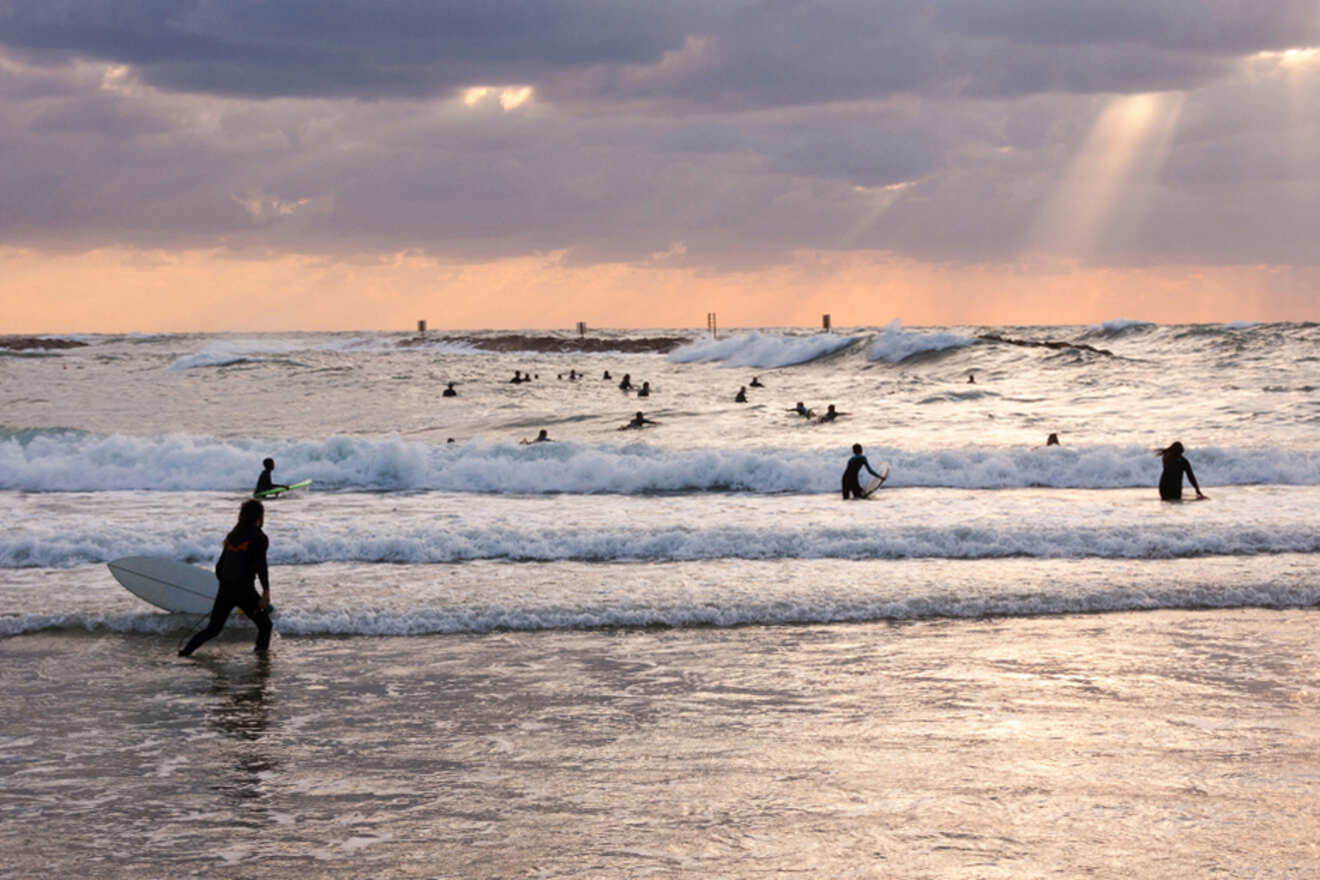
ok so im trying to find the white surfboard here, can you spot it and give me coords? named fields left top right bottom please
left=108, top=556, right=218, bottom=614
left=862, top=462, right=891, bottom=498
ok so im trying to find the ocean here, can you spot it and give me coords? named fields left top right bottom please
left=2, top=320, right=1318, bottom=877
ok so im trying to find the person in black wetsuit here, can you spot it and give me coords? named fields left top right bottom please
left=618, top=373, right=633, bottom=391
left=179, top=499, right=273, bottom=656
left=620, top=411, right=657, bottom=430
left=442, top=382, right=457, bottom=397
left=1157, top=441, right=1206, bottom=501
left=254, top=458, right=288, bottom=498
left=841, top=443, right=882, bottom=500
left=818, top=404, right=845, bottom=423
left=735, top=386, right=747, bottom=403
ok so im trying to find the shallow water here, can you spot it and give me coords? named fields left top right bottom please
left=3, top=609, right=1318, bottom=878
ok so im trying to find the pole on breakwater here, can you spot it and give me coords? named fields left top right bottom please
left=822, top=314, right=831, bottom=331
left=707, top=312, right=717, bottom=338
left=418, top=320, right=427, bottom=333
left=576, top=321, right=587, bottom=337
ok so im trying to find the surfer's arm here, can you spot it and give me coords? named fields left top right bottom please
left=254, top=534, right=270, bottom=605
left=1184, top=461, right=1205, bottom=497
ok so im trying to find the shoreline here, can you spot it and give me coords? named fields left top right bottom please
left=4, top=607, right=1317, bottom=878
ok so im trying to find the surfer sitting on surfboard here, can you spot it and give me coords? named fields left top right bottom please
left=179, top=499, right=273, bottom=657
left=254, top=458, right=289, bottom=498
left=842, top=443, right=883, bottom=500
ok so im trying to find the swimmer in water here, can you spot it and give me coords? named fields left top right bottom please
left=1157, top=441, right=1206, bottom=501
left=817, top=404, right=845, bottom=423
left=619, top=411, right=657, bottom=430
left=637, top=381, right=651, bottom=398
left=442, top=382, right=457, bottom=397
left=735, top=386, right=747, bottom=403
left=1046, top=432, right=1059, bottom=446
left=788, top=402, right=813, bottom=418
left=520, top=429, right=552, bottom=444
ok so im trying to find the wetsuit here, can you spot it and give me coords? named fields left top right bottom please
left=1159, top=455, right=1198, bottom=501
left=180, top=525, right=273, bottom=655
left=842, top=453, right=880, bottom=500
left=254, top=470, right=288, bottom=497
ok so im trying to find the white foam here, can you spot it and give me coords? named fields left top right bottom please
left=866, top=319, right=976, bottom=363
left=7, top=516, right=1320, bottom=570
left=668, top=331, right=858, bottom=368
left=1095, top=318, right=1157, bottom=334
left=169, top=339, right=304, bottom=370
left=5, top=575, right=1319, bottom=637
left=2, top=431, right=1317, bottom=494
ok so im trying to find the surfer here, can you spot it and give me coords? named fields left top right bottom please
left=521, top=429, right=552, bottom=444
left=1157, top=441, right=1207, bottom=501
left=968, top=373, right=976, bottom=384
left=442, top=382, right=457, bottom=397
left=619, top=373, right=633, bottom=391
left=637, top=381, right=651, bottom=398
left=788, top=402, right=813, bottom=418
left=1046, top=433, right=1060, bottom=446
left=842, top=444, right=883, bottom=500
left=254, top=458, right=288, bottom=498
left=510, top=370, right=524, bottom=384
left=818, top=404, right=845, bottom=423
left=620, top=411, right=656, bottom=430
left=179, top=499, right=273, bottom=657
left=603, top=370, right=612, bottom=380
left=735, top=386, right=747, bottom=403
left=749, top=376, right=764, bottom=388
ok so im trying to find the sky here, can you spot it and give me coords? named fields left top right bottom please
left=2, top=0, right=1318, bottom=331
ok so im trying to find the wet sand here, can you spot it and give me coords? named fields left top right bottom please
left=2, top=608, right=1318, bottom=878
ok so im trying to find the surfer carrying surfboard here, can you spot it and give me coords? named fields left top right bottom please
left=179, top=499, right=274, bottom=657
left=842, top=444, right=883, bottom=500
left=254, top=458, right=289, bottom=498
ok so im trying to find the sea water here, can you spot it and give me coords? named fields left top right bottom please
left=2, top=321, right=1318, bottom=877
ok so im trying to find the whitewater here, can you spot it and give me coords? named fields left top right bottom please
left=1, top=320, right=1317, bottom=635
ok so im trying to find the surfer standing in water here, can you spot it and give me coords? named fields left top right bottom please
left=841, top=443, right=882, bottom=500
left=254, top=458, right=288, bottom=498
left=1157, top=441, right=1207, bottom=501
left=179, top=499, right=273, bottom=656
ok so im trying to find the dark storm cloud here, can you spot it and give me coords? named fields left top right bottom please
left=0, top=0, right=712, bottom=98
left=1, top=1, right=1319, bottom=270
left=3, top=1, right=1318, bottom=104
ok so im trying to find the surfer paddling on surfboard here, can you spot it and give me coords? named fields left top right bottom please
left=1157, top=441, right=1207, bottom=501
left=842, top=443, right=883, bottom=500
left=179, top=499, right=273, bottom=657
left=620, top=411, right=658, bottom=430
left=254, top=458, right=289, bottom=498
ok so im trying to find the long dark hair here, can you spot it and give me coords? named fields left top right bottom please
left=226, top=499, right=264, bottom=546
left=1158, top=441, right=1184, bottom=463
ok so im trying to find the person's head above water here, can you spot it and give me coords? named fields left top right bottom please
left=1046, top=433, right=1059, bottom=446
left=263, top=457, right=274, bottom=470
left=537, top=429, right=548, bottom=440
left=852, top=443, right=863, bottom=454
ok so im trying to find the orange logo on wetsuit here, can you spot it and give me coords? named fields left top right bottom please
left=225, top=540, right=250, bottom=553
